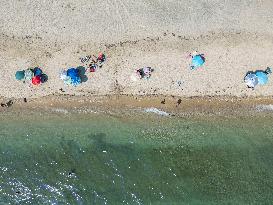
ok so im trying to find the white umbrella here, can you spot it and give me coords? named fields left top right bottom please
left=244, top=73, right=258, bottom=88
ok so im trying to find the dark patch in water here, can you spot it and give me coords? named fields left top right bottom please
left=0, top=117, right=273, bottom=204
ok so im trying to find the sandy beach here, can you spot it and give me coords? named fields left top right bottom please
left=2, top=2, right=273, bottom=203
left=1, top=0, right=273, bottom=101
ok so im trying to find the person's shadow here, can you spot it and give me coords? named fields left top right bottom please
left=77, top=66, right=88, bottom=83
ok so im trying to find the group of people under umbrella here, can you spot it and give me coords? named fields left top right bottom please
left=15, top=67, right=48, bottom=85
left=60, top=68, right=82, bottom=86
left=244, top=67, right=272, bottom=89
left=15, top=53, right=107, bottom=87
left=188, top=52, right=272, bottom=89
left=14, top=52, right=272, bottom=89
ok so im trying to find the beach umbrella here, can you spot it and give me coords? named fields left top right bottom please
left=33, top=67, right=43, bottom=76
left=244, top=73, right=258, bottom=88
left=191, top=55, right=205, bottom=69
left=255, top=71, right=268, bottom=85
left=15, top=70, right=25, bottom=80
left=64, top=77, right=72, bottom=85
left=60, top=69, right=72, bottom=85
left=70, top=77, right=81, bottom=86
left=40, top=74, right=48, bottom=83
left=60, top=69, right=69, bottom=80
left=67, top=68, right=81, bottom=86
left=32, top=76, right=41, bottom=85
left=24, top=69, right=34, bottom=81
left=67, top=68, right=78, bottom=76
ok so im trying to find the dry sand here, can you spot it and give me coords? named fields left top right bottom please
left=1, top=0, right=273, bottom=100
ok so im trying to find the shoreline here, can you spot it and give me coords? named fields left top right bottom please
left=1, top=94, right=273, bottom=117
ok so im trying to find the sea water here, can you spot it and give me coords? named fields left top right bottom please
left=0, top=111, right=272, bottom=205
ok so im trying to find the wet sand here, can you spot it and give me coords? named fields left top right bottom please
left=1, top=94, right=273, bottom=118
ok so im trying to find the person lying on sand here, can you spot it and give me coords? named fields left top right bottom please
left=136, top=67, right=153, bottom=79
left=87, top=53, right=107, bottom=72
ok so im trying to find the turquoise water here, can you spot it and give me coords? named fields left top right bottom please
left=0, top=112, right=272, bottom=204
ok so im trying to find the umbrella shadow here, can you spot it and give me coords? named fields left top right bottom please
left=255, top=69, right=267, bottom=74
left=77, top=66, right=88, bottom=83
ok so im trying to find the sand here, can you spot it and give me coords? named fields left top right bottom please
left=1, top=0, right=273, bottom=100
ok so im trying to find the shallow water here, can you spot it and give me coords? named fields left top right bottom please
left=0, top=112, right=272, bottom=205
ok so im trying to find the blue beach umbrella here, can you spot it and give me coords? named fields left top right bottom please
left=255, top=71, right=268, bottom=85
left=67, top=68, right=81, bottom=86
left=33, top=67, right=43, bottom=76
left=191, top=55, right=205, bottom=69
left=15, top=70, right=25, bottom=80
